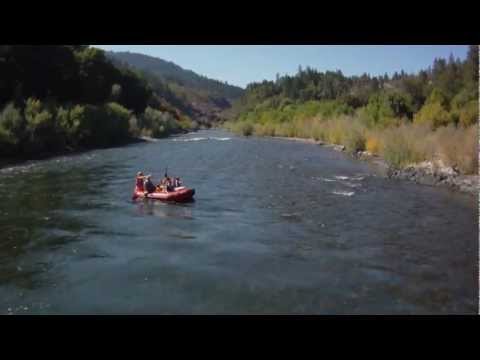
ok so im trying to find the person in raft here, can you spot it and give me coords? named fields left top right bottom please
left=144, top=175, right=156, bottom=194
left=157, top=176, right=165, bottom=191
left=166, top=177, right=174, bottom=192
left=174, top=177, right=182, bottom=188
left=158, top=174, right=173, bottom=192
left=135, top=172, right=147, bottom=191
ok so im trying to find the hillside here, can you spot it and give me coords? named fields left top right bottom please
left=105, top=51, right=244, bottom=123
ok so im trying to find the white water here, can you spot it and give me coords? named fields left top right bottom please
left=173, top=137, right=208, bottom=142
left=172, top=137, right=232, bottom=142
left=332, top=190, right=355, bottom=197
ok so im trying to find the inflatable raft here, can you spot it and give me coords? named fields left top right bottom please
left=132, top=186, right=195, bottom=202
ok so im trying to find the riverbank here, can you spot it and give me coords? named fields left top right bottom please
left=0, top=127, right=200, bottom=170
left=268, top=135, right=478, bottom=195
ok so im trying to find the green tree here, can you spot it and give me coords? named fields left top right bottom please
left=414, top=101, right=453, bottom=129
left=24, top=98, right=61, bottom=153
left=361, top=94, right=395, bottom=128
left=457, top=100, right=478, bottom=127
left=0, top=102, right=24, bottom=153
left=464, top=45, right=479, bottom=86
left=100, top=102, right=131, bottom=144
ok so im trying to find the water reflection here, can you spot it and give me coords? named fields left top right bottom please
left=135, top=200, right=195, bottom=220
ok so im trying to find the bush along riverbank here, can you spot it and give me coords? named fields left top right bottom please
left=0, top=99, right=197, bottom=163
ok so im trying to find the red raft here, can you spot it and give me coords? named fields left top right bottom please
left=132, top=186, right=195, bottom=202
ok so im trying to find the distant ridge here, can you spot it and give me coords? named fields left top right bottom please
left=106, top=51, right=244, bottom=123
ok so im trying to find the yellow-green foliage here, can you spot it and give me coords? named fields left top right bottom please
left=292, top=118, right=313, bottom=138
left=365, top=131, right=382, bottom=154
left=296, top=100, right=353, bottom=120
left=236, top=100, right=353, bottom=127
left=25, top=98, right=54, bottom=131
left=380, top=125, right=427, bottom=168
left=142, top=107, right=181, bottom=138
left=254, top=122, right=276, bottom=136
left=275, top=122, right=296, bottom=137
left=104, top=102, right=131, bottom=136
left=343, top=121, right=366, bottom=153
left=0, top=103, right=23, bottom=148
left=414, top=101, right=453, bottom=129
left=324, top=118, right=346, bottom=145
left=458, top=100, right=478, bottom=127
left=434, top=124, right=478, bottom=174
left=311, top=118, right=328, bottom=141
left=177, top=115, right=197, bottom=131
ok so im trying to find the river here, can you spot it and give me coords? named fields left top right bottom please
left=0, top=129, right=477, bottom=314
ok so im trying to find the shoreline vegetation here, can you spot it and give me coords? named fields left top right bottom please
left=0, top=100, right=201, bottom=168
left=257, top=134, right=478, bottom=195
left=224, top=114, right=478, bottom=196
left=223, top=45, right=479, bottom=195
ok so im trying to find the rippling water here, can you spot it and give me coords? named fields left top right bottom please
left=0, top=129, right=477, bottom=314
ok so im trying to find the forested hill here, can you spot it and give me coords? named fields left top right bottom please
left=105, top=51, right=244, bottom=122
left=230, top=46, right=478, bottom=123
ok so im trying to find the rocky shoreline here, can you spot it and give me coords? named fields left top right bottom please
left=387, top=162, right=478, bottom=195
left=355, top=151, right=478, bottom=195
left=271, top=136, right=478, bottom=196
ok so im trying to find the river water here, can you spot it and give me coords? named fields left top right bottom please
left=0, top=129, right=477, bottom=314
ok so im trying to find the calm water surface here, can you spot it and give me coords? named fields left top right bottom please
left=0, top=130, right=477, bottom=314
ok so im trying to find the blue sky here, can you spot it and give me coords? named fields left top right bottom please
left=94, top=45, right=469, bottom=89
